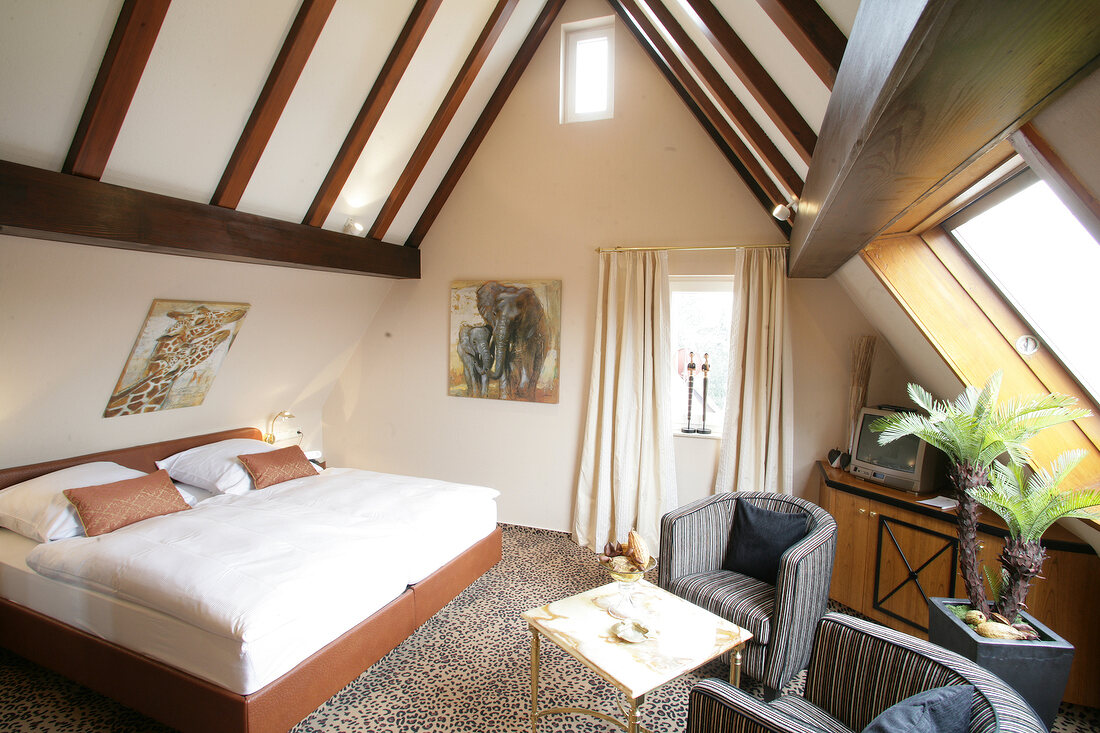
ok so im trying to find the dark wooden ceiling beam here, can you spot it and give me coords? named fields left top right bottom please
left=211, top=0, right=336, bottom=209
left=303, top=0, right=444, bottom=227
left=63, top=0, right=171, bottom=179
left=753, top=0, right=846, bottom=90
left=0, top=160, right=418, bottom=278
left=368, top=0, right=520, bottom=241
left=677, top=0, right=817, bottom=163
left=788, top=0, right=1100, bottom=278
left=610, top=0, right=792, bottom=209
left=406, top=0, right=568, bottom=249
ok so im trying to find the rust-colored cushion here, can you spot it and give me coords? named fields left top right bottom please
left=63, top=469, right=190, bottom=537
left=237, top=445, right=317, bottom=490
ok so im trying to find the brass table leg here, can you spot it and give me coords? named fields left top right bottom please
left=530, top=628, right=540, bottom=732
left=626, top=693, right=645, bottom=733
left=729, top=647, right=743, bottom=688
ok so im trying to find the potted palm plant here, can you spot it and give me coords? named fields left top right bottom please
left=874, top=372, right=1094, bottom=728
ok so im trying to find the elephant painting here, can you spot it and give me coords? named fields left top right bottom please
left=476, top=282, right=549, bottom=401
left=449, top=279, right=560, bottom=403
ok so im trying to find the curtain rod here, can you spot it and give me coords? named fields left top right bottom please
left=595, top=243, right=789, bottom=253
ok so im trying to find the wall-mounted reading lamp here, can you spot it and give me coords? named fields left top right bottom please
left=264, top=410, right=302, bottom=444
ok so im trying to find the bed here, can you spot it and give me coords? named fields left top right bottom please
left=0, top=427, right=503, bottom=733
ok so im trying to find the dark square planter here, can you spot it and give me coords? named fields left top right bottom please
left=928, top=597, right=1073, bottom=731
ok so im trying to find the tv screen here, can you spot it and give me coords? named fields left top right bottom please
left=854, top=412, right=919, bottom=474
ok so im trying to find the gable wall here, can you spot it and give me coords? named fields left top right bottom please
left=322, top=0, right=913, bottom=532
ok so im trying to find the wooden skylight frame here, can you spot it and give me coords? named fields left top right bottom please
left=858, top=134, right=1100, bottom=497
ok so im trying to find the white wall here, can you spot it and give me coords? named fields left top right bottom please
left=834, top=257, right=963, bottom=401
left=323, top=0, right=917, bottom=532
left=0, top=235, right=392, bottom=466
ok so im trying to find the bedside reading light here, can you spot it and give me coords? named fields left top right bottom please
left=264, top=410, right=301, bottom=444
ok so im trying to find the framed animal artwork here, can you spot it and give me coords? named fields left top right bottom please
left=449, top=280, right=561, bottom=403
left=103, top=299, right=250, bottom=417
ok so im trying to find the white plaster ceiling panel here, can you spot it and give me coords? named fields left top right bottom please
left=818, top=0, right=861, bottom=36
left=235, top=0, right=419, bottom=223
left=322, top=0, right=501, bottom=234
left=644, top=0, right=807, bottom=189
left=101, top=0, right=301, bottom=203
left=384, top=0, right=548, bottom=244
left=0, top=0, right=122, bottom=170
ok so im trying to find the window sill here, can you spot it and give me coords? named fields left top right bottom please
left=673, top=430, right=722, bottom=441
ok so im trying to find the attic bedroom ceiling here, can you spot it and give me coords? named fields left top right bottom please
left=1, top=0, right=1095, bottom=278
left=0, top=0, right=857, bottom=275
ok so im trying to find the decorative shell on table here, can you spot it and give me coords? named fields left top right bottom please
left=612, top=620, right=652, bottom=643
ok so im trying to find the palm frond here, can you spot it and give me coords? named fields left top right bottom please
left=975, top=462, right=1025, bottom=536
left=983, top=564, right=1006, bottom=604
left=983, top=451, right=1100, bottom=541
left=907, top=383, right=944, bottom=416
left=873, top=412, right=960, bottom=462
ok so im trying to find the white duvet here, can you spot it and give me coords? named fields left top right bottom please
left=26, top=469, right=499, bottom=647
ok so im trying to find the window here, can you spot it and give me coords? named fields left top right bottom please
left=946, top=170, right=1100, bottom=403
left=561, top=17, right=614, bottom=124
left=670, top=276, right=733, bottom=434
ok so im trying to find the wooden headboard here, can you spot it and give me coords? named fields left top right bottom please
left=0, top=427, right=263, bottom=490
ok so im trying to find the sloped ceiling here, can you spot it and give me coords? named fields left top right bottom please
left=0, top=0, right=859, bottom=276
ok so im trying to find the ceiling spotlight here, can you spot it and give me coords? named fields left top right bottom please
left=771, top=198, right=799, bottom=222
left=342, top=217, right=364, bottom=235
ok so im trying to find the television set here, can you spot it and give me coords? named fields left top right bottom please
left=848, top=406, right=945, bottom=494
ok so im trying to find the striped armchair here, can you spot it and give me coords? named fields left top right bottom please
left=658, top=492, right=836, bottom=690
left=687, top=613, right=1045, bottom=733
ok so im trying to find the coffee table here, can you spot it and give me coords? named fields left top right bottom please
left=522, top=579, right=751, bottom=732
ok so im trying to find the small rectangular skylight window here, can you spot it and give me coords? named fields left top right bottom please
left=947, top=170, right=1100, bottom=403
left=561, top=18, right=614, bottom=124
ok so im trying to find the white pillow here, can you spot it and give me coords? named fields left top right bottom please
left=0, top=462, right=147, bottom=542
left=173, top=482, right=216, bottom=506
left=156, top=438, right=276, bottom=495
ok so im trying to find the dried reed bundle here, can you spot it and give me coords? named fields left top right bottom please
left=846, top=335, right=877, bottom=452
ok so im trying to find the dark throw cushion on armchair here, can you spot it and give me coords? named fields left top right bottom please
left=862, top=684, right=974, bottom=733
left=721, top=501, right=808, bottom=584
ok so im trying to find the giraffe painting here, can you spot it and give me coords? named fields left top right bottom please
left=104, top=300, right=250, bottom=417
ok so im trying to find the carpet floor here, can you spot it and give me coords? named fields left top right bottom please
left=1, top=523, right=1097, bottom=732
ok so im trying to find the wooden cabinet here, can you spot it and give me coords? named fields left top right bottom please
left=820, top=489, right=870, bottom=611
left=817, top=462, right=1100, bottom=707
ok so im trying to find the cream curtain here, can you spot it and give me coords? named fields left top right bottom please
left=714, top=247, right=793, bottom=494
left=573, top=251, right=677, bottom=552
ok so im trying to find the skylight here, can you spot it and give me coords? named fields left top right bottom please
left=561, top=18, right=614, bottom=124
left=948, top=172, right=1100, bottom=402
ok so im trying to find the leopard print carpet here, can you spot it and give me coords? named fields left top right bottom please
left=1, top=524, right=1097, bottom=732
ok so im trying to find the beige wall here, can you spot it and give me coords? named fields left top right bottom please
left=323, top=0, right=913, bottom=531
left=0, top=235, right=391, bottom=467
